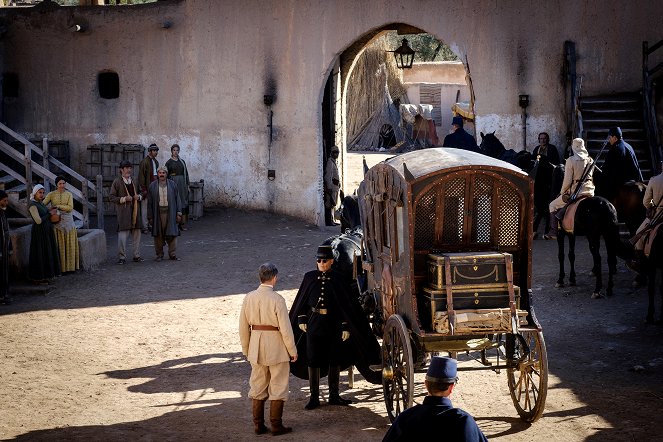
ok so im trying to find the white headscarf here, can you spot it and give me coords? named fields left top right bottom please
left=571, top=138, right=589, bottom=160
left=30, top=184, right=45, bottom=201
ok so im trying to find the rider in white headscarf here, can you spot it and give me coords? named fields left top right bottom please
left=547, top=138, right=595, bottom=238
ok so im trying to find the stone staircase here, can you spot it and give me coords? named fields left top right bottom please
left=580, top=92, right=654, bottom=180
left=0, top=171, right=28, bottom=217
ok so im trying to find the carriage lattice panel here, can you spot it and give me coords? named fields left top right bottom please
left=414, top=187, right=437, bottom=249
left=471, top=175, right=493, bottom=243
left=441, top=177, right=466, bottom=244
left=498, top=183, right=520, bottom=246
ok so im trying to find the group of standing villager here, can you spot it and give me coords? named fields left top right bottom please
left=111, top=143, right=188, bottom=263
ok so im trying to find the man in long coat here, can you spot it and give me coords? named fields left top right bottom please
left=289, top=245, right=381, bottom=410
left=109, top=160, right=144, bottom=264
left=0, top=190, right=13, bottom=305
left=139, top=143, right=159, bottom=233
left=596, top=126, right=643, bottom=202
left=147, top=166, right=182, bottom=261
left=324, top=145, right=341, bottom=226
left=239, top=263, right=297, bottom=435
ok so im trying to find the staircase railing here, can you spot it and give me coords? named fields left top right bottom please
left=0, top=121, right=104, bottom=228
left=643, top=39, right=663, bottom=173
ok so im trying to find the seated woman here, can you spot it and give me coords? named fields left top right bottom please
left=44, top=176, right=80, bottom=273
left=28, top=184, right=61, bottom=283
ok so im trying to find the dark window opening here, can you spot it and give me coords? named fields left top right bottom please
left=2, top=73, right=19, bottom=98
left=98, top=71, right=119, bottom=99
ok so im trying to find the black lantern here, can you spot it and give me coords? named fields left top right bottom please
left=518, top=94, right=530, bottom=109
left=390, top=38, right=416, bottom=69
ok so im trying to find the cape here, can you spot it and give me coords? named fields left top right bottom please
left=289, top=269, right=382, bottom=384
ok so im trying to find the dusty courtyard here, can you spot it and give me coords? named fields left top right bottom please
left=1, top=153, right=662, bottom=441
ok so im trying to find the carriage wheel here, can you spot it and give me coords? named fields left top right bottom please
left=382, top=314, right=414, bottom=422
left=507, top=329, right=548, bottom=422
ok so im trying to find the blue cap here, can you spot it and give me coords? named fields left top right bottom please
left=608, top=126, right=622, bottom=138
left=426, top=356, right=458, bottom=383
left=452, top=116, right=463, bottom=127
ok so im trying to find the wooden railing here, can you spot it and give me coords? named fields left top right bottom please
left=0, top=121, right=104, bottom=228
left=643, top=40, right=663, bottom=173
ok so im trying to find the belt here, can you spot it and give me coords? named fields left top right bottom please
left=312, top=308, right=328, bottom=315
left=159, top=206, right=169, bottom=211
left=251, top=325, right=279, bottom=331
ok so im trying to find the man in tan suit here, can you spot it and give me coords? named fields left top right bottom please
left=239, top=263, right=298, bottom=436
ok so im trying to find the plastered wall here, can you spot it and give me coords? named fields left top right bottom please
left=1, top=0, right=661, bottom=223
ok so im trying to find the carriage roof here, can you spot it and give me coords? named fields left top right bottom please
left=381, top=147, right=528, bottom=183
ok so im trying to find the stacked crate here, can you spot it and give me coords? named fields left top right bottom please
left=421, top=252, right=525, bottom=334
left=86, top=144, right=145, bottom=215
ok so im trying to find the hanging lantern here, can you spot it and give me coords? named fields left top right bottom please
left=390, top=38, right=416, bottom=69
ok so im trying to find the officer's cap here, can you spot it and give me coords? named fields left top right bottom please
left=608, top=126, right=622, bottom=138
left=425, top=356, right=458, bottom=384
left=316, top=245, right=334, bottom=260
left=452, top=116, right=463, bottom=127
left=148, top=143, right=159, bottom=151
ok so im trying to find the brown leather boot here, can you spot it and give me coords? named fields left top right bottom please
left=252, top=399, right=268, bottom=435
left=270, top=400, right=292, bottom=436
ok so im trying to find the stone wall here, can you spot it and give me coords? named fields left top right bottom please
left=1, top=0, right=662, bottom=223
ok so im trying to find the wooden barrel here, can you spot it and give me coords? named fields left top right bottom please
left=188, top=180, right=204, bottom=219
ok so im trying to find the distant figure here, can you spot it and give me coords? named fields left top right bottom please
left=0, top=190, right=13, bottom=305
left=324, top=145, right=341, bottom=226
left=532, top=132, right=562, bottom=238
left=595, top=126, right=643, bottom=203
left=43, top=176, right=79, bottom=273
left=632, top=165, right=663, bottom=264
left=165, top=143, right=190, bottom=231
left=382, top=356, right=488, bottom=442
left=147, top=166, right=183, bottom=261
left=109, top=160, right=144, bottom=265
left=27, top=184, right=61, bottom=282
left=139, top=143, right=159, bottom=234
left=239, top=263, right=297, bottom=436
left=442, top=116, right=479, bottom=152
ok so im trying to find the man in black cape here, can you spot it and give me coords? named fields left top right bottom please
left=289, top=245, right=381, bottom=410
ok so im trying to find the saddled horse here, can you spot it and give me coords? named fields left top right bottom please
left=479, top=131, right=534, bottom=171
left=555, top=196, right=627, bottom=298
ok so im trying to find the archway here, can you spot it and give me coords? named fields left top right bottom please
left=320, top=24, right=473, bottom=225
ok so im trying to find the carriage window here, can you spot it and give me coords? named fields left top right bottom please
left=415, top=187, right=437, bottom=249
left=471, top=175, right=493, bottom=244
left=396, top=206, right=404, bottom=258
left=441, top=178, right=465, bottom=244
left=498, top=184, right=520, bottom=246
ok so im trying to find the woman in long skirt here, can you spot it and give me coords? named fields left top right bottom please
left=44, top=176, right=80, bottom=273
left=165, top=143, right=190, bottom=230
left=28, top=184, right=61, bottom=282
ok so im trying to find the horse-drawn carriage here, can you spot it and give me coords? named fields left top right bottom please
left=356, top=147, right=548, bottom=422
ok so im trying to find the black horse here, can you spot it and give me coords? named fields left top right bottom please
left=555, top=196, right=627, bottom=298
left=479, top=131, right=534, bottom=171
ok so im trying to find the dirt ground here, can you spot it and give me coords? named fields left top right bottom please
left=1, top=152, right=662, bottom=441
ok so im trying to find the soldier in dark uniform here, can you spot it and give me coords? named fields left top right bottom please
left=442, top=116, right=480, bottom=152
left=289, top=245, right=381, bottom=410
left=382, top=356, right=488, bottom=442
left=595, top=126, right=643, bottom=202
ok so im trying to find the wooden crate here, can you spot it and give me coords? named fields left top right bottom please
left=86, top=144, right=145, bottom=182
left=427, top=252, right=511, bottom=289
left=188, top=180, right=204, bottom=219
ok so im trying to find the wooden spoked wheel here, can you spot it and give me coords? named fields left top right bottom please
left=382, top=314, right=414, bottom=422
left=507, top=329, right=548, bottom=422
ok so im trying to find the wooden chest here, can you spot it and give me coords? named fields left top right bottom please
left=427, top=252, right=511, bottom=289
left=421, top=285, right=520, bottom=325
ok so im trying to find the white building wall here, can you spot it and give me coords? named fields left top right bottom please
left=1, top=0, right=661, bottom=223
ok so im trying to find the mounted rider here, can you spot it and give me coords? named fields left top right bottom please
left=595, top=126, right=643, bottom=203
left=547, top=138, right=595, bottom=239
left=630, top=163, right=663, bottom=266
